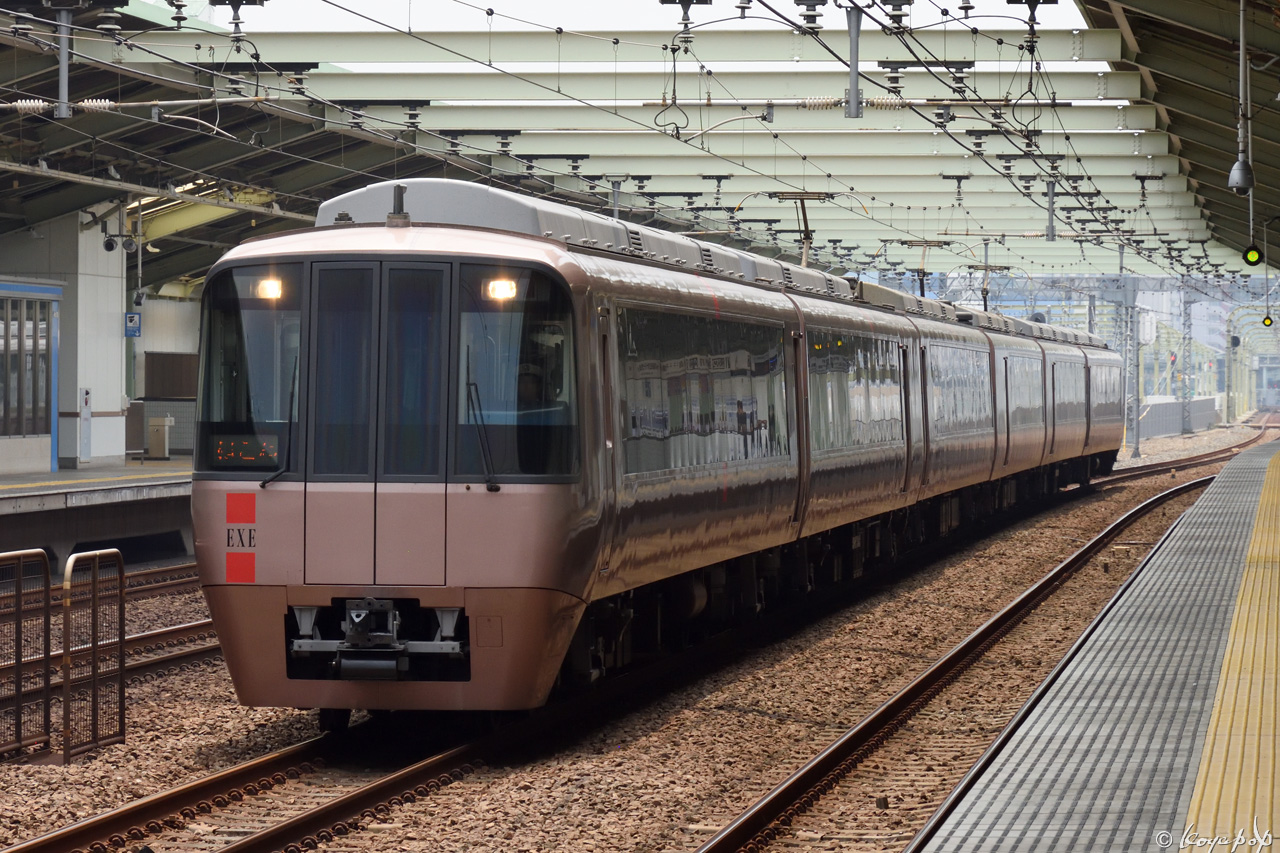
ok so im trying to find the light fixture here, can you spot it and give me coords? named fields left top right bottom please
left=485, top=279, right=518, bottom=300
left=103, top=236, right=117, bottom=252
left=254, top=278, right=283, bottom=299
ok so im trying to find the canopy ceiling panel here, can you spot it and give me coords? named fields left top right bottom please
left=0, top=0, right=1274, bottom=288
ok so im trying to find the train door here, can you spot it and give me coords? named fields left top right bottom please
left=303, top=262, right=449, bottom=586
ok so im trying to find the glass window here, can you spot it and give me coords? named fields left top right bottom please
left=382, top=268, right=445, bottom=476
left=807, top=329, right=902, bottom=452
left=1008, top=355, right=1044, bottom=427
left=1054, top=362, right=1087, bottom=424
left=1, top=300, right=10, bottom=436
left=22, top=300, right=34, bottom=435
left=197, top=264, right=303, bottom=472
left=35, top=302, right=48, bottom=434
left=312, top=267, right=375, bottom=477
left=617, top=306, right=789, bottom=474
left=1091, top=364, right=1122, bottom=422
left=929, top=345, right=993, bottom=436
left=455, top=265, right=578, bottom=478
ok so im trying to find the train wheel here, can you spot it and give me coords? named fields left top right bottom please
left=318, top=708, right=352, bottom=733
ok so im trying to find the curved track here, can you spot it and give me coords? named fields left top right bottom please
left=1099, top=415, right=1275, bottom=485
left=692, top=477, right=1212, bottom=853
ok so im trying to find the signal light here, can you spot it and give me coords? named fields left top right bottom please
left=1169, top=351, right=1177, bottom=365
left=1265, top=316, right=1274, bottom=327
left=1244, top=244, right=1263, bottom=266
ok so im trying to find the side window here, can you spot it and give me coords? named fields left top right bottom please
left=929, top=344, right=993, bottom=435
left=807, top=329, right=903, bottom=452
left=617, top=307, right=789, bottom=474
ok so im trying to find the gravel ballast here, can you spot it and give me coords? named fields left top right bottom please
left=0, top=428, right=1264, bottom=851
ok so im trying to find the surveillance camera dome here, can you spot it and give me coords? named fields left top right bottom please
left=1228, top=158, right=1255, bottom=196
left=103, top=236, right=117, bottom=252
left=121, top=237, right=138, bottom=253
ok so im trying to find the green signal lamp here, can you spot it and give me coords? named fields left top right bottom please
left=1244, top=244, right=1263, bottom=266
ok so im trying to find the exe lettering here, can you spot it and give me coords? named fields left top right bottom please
left=226, top=528, right=257, bottom=548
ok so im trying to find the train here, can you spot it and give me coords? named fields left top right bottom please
left=192, top=178, right=1124, bottom=721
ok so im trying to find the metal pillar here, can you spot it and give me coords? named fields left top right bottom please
left=1180, top=292, right=1194, bottom=434
left=1226, top=319, right=1234, bottom=424
left=1126, top=275, right=1146, bottom=455
left=55, top=9, right=72, bottom=119
left=845, top=7, right=863, bottom=118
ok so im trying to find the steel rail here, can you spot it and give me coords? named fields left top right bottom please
left=898, top=477, right=1212, bottom=853
left=2, top=620, right=217, bottom=694
left=217, top=744, right=482, bottom=853
left=3, top=562, right=200, bottom=615
left=1100, top=415, right=1274, bottom=485
left=4, top=736, right=330, bottom=853
left=694, top=476, right=1213, bottom=853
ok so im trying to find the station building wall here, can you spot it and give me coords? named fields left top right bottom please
left=0, top=207, right=127, bottom=471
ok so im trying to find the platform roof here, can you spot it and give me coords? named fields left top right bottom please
left=0, top=0, right=1276, bottom=295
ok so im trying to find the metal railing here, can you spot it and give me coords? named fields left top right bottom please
left=0, top=550, right=54, bottom=759
left=60, top=549, right=126, bottom=763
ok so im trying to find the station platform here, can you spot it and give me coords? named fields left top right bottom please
left=0, top=457, right=190, bottom=507
left=918, top=440, right=1280, bottom=853
left=0, top=458, right=192, bottom=563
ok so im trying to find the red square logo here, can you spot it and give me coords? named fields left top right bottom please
left=226, top=493, right=256, bottom=524
left=226, top=552, right=256, bottom=583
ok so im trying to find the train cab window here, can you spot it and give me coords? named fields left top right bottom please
left=198, top=263, right=303, bottom=472
left=311, top=267, right=376, bottom=476
left=454, top=265, right=578, bottom=479
left=382, top=268, right=446, bottom=476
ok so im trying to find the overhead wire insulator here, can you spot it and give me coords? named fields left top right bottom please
left=12, top=99, right=51, bottom=114
left=78, top=99, right=116, bottom=112
left=800, top=97, right=842, bottom=110
left=864, top=96, right=908, bottom=110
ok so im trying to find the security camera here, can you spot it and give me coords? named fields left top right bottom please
left=103, top=236, right=117, bottom=252
left=121, top=236, right=138, bottom=253
left=1228, top=157, right=1255, bottom=196
left=132, top=290, right=144, bottom=307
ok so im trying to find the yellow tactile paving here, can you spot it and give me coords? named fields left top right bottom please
left=1184, top=451, right=1280, bottom=843
left=0, top=470, right=188, bottom=491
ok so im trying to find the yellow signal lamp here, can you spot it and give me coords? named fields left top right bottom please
left=1265, top=316, right=1274, bottom=327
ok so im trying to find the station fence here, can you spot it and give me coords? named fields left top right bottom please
left=0, top=548, right=126, bottom=764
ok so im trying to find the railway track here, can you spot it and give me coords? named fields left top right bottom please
left=1, top=620, right=220, bottom=698
left=3, top=436, right=1256, bottom=852
left=691, top=476, right=1212, bottom=853
left=2, top=561, right=201, bottom=616
left=1099, top=414, right=1275, bottom=485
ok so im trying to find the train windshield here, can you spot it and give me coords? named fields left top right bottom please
left=455, top=264, right=578, bottom=478
left=197, top=259, right=577, bottom=481
left=198, top=263, right=302, bottom=472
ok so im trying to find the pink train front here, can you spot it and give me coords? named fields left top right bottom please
left=193, top=179, right=1123, bottom=713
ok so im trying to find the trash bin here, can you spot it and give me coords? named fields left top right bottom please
left=146, top=416, right=175, bottom=460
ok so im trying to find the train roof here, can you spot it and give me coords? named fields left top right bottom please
left=313, top=179, right=1109, bottom=350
